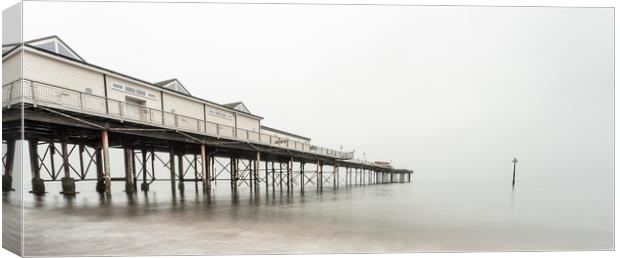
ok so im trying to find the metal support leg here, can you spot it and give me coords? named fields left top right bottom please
left=288, top=157, right=293, bottom=191
left=264, top=160, right=269, bottom=191
left=169, top=147, right=176, bottom=195
left=132, top=149, right=138, bottom=192
left=95, top=147, right=106, bottom=193
left=2, top=139, right=16, bottom=192
left=141, top=149, right=149, bottom=191
left=123, top=147, right=135, bottom=193
left=300, top=162, right=305, bottom=192
left=255, top=152, right=261, bottom=191
left=102, top=131, right=111, bottom=196
left=60, top=142, right=76, bottom=195
left=201, top=144, right=210, bottom=192
left=29, top=139, right=45, bottom=194
left=177, top=151, right=185, bottom=192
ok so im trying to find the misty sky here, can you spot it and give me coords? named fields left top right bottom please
left=17, top=2, right=613, bottom=182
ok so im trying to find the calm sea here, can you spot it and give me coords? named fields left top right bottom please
left=3, top=176, right=614, bottom=256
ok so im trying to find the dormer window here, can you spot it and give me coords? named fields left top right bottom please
left=28, top=36, right=84, bottom=61
left=154, top=79, right=191, bottom=96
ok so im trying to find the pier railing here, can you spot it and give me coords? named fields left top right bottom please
left=3, top=79, right=356, bottom=160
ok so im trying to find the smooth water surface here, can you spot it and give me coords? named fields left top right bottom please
left=10, top=178, right=613, bottom=256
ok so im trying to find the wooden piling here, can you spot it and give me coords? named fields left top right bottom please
left=123, top=147, right=135, bottom=193
left=193, top=154, right=199, bottom=191
left=101, top=131, right=111, bottom=196
left=131, top=149, right=138, bottom=192
left=60, top=142, right=76, bottom=195
left=264, top=160, right=269, bottom=190
left=29, top=139, right=45, bottom=194
left=95, top=147, right=106, bottom=193
left=279, top=162, right=283, bottom=189
left=169, top=147, right=176, bottom=195
left=271, top=161, right=275, bottom=190
left=178, top=151, right=185, bottom=192
left=2, top=139, right=16, bottom=192
left=200, top=144, right=210, bottom=192
left=300, top=162, right=305, bottom=192
left=141, top=149, right=149, bottom=191
left=288, top=157, right=293, bottom=191
left=255, top=152, right=261, bottom=191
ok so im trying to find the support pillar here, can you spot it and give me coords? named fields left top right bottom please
left=123, top=146, right=135, bottom=193
left=333, top=164, right=338, bottom=190
left=132, top=149, right=138, bottom=192
left=95, top=147, right=106, bottom=193
left=102, top=131, right=111, bottom=196
left=315, top=160, right=321, bottom=190
left=60, top=142, right=76, bottom=195
left=2, top=139, right=16, bottom=192
left=201, top=144, right=210, bottom=192
left=271, top=161, right=276, bottom=190
left=177, top=151, right=185, bottom=192
left=29, top=139, right=45, bottom=195
left=264, top=160, right=269, bottom=190
left=169, top=147, right=176, bottom=195
left=230, top=156, right=237, bottom=190
left=278, top=162, right=283, bottom=189
left=255, top=152, right=261, bottom=191
left=288, top=156, right=293, bottom=191
left=193, top=154, right=199, bottom=191
left=141, top=149, right=149, bottom=191
left=300, top=162, right=305, bottom=192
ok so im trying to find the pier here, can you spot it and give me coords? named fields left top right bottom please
left=2, top=36, right=413, bottom=197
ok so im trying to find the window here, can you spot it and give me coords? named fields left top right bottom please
left=36, top=41, right=56, bottom=52
left=112, top=82, right=157, bottom=99
left=84, top=87, right=93, bottom=94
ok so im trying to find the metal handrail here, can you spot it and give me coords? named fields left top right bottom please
left=3, top=79, right=357, bottom=160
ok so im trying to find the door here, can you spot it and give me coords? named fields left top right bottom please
left=125, top=96, right=148, bottom=121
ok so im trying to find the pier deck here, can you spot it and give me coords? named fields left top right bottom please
left=2, top=80, right=412, bottom=196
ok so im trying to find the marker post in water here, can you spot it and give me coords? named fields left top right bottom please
left=512, top=158, right=519, bottom=188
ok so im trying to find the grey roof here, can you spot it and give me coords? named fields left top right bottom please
left=223, top=101, right=243, bottom=109
left=223, top=101, right=253, bottom=115
left=154, top=78, right=191, bottom=96
left=261, top=125, right=311, bottom=141
left=6, top=36, right=264, bottom=120
left=3, top=35, right=86, bottom=62
left=154, top=78, right=178, bottom=86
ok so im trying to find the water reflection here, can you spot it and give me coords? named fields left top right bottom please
left=8, top=179, right=613, bottom=256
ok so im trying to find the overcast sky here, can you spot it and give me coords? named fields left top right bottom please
left=17, top=1, right=613, bottom=182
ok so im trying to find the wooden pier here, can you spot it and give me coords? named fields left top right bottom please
left=1, top=81, right=412, bottom=196
left=1, top=36, right=412, bottom=197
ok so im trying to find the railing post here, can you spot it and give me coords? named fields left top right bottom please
left=30, top=81, right=36, bottom=102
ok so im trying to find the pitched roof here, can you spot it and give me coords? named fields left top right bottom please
left=223, top=101, right=252, bottom=115
left=223, top=101, right=243, bottom=108
left=5, top=35, right=86, bottom=62
left=154, top=78, right=191, bottom=96
left=154, top=79, right=177, bottom=86
left=261, top=125, right=311, bottom=141
left=4, top=36, right=264, bottom=120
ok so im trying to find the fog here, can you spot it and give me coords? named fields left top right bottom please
left=19, top=2, right=613, bottom=183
